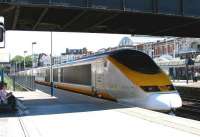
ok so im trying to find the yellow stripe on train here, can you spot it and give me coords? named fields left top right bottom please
left=107, top=56, right=172, bottom=88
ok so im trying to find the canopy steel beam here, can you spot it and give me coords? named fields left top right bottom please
left=1, top=6, right=15, bottom=15
left=1, top=0, right=200, bottom=37
left=32, top=8, right=48, bottom=30
left=12, top=6, right=20, bottom=30
left=62, top=10, right=87, bottom=30
left=85, top=13, right=119, bottom=31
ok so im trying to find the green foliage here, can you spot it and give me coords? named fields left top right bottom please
left=3, top=66, right=10, bottom=74
left=11, top=55, right=23, bottom=66
left=25, top=55, right=32, bottom=68
left=11, top=55, right=32, bottom=68
left=4, top=76, right=13, bottom=90
left=4, top=76, right=26, bottom=91
left=11, top=55, right=24, bottom=63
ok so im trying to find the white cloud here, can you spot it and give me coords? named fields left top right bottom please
left=5, top=31, right=130, bottom=58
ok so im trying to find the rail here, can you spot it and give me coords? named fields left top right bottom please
left=175, top=96, right=200, bottom=121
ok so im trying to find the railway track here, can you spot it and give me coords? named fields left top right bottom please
left=175, top=97, right=200, bottom=121
left=15, top=100, right=30, bottom=137
left=17, top=112, right=30, bottom=137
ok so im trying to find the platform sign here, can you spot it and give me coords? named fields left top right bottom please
left=0, top=16, right=5, bottom=48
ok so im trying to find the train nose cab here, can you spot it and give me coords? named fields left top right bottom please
left=110, top=49, right=182, bottom=111
left=145, top=92, right=182, bottom=111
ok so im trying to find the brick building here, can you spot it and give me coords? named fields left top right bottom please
left=119, top=37, right=200, bottom=59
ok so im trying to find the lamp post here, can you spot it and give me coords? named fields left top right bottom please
left=24, top=50, right=27, bottom=70
left=31, top=42, right=37, bottom=76
left=32, top=42, right=37, bottom=68
left=15, top=62, right=17, bottom=72
left=50, top=31, right=54, bottom=96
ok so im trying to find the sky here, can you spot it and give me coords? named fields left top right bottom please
left=0, top=31, right=166, bottom=62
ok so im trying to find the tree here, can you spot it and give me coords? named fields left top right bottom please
left=11, top=55, right=24, bottom=71
left=11, top=55, right=23, bottom=65
left=25, top=55, right=32, bottom=68
left=11, top=55, right=32, bottom=70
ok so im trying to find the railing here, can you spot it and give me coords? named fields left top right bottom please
left=156, top=59, right=200, bottom=67
left=13, top=75, right=36, bottom=91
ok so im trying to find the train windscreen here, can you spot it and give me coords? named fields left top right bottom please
left=111, top=50, right=161, bottom=74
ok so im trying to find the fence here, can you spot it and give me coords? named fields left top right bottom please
left=13, top=75, right=36, bottom=91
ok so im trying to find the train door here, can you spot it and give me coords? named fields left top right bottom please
left=45, top=69, right=50, bottom=82
left=92, top=61, right=104, bottom=95
left=58, top=68, right=61, bottom=82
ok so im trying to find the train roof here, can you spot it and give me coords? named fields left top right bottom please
left=19, top=49, right=148, bottom=71
left=60, top=48, right=147, bottom=66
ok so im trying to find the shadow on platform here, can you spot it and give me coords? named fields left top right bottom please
left=14, top=84, right=133, bottom=117
left=0, top=110, right=17, bottom=118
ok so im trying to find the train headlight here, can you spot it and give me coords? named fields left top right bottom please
left=159, top=85, right=175, bottom=91
left=166, top=85, right=175, bottom=90
left=141, top=85, right=175, bottom=92
left=141, top=86, right=160, bottom=92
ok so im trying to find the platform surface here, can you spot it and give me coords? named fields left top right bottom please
left=173, top=80, right=200, bottom=88
left=1, top=84, right=200, bottom=137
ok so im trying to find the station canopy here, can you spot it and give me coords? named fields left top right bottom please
left=0, top=1, right=200, bottom=37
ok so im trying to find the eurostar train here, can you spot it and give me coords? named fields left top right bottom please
left=18, top=49, right=182, bottom=112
